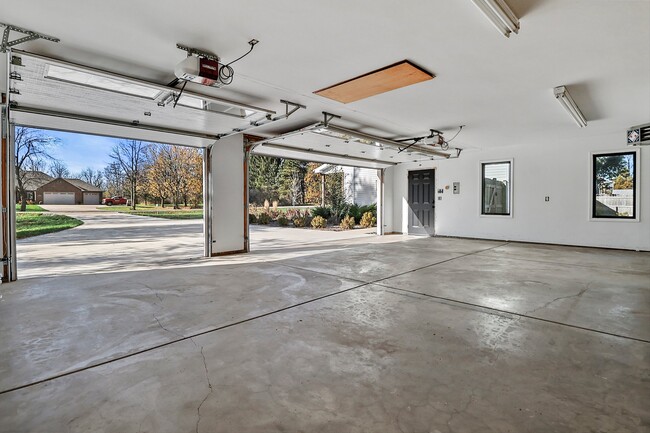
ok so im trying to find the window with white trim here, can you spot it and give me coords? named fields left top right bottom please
left=481, top=161, right=511, bottom=216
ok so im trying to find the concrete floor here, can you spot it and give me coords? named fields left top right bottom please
left=2, top=232, right=649, bottom=432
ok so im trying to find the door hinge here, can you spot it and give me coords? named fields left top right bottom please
left=1, top=257, right=10, bottom=265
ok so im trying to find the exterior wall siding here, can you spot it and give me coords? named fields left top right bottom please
left=36, top=179, right=83, bottom=204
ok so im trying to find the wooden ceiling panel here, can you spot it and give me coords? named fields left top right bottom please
left=314, top=60, right=434, bottom=104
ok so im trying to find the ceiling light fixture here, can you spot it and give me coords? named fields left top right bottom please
left=470, top=0, right=520, bottom=38
left=553, top=86, right=587, bottom=127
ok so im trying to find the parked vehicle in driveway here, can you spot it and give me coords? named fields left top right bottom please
left=102, top=196, right=128, bottom=206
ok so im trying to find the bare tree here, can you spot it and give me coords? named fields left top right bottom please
left=14, top=127, right=58, bottom=211
left=109, top=139, right=149, bottom=209
left=103, top=162, right=126, bottom=198
left=78, top=167, right=104, bottom=189
left=48, top=160, right=70, bottom=178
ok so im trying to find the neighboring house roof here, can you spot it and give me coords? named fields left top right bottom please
left=38, top=177, right=104, bottom=193
left=20, top=171, right=53, bottom=191
left=64, top=178, right=104, bottom=192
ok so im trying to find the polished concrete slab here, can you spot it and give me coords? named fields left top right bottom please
left=1, top=285, right=648, bottom=433
left=380, top=250, right=650, bottom=341
left=1, top=237, right=649, bottom=432
left=0, top=261, right=360, bottom=392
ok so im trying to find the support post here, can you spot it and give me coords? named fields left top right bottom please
left=1, top=48, right=16, bottom=281
left=202, top=146, right=212, bottom=257
left=376, top=169, right=384, bottom=236
left=244, top=143, right=252, bottom=253
left=320, top=173, right=325, bottom=207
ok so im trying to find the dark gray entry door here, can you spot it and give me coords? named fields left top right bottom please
left=408, top=170, right=435, bottom=236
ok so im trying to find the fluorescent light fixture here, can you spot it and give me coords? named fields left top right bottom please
left=470, top=0, right=520, bottom=37
left=45, top=64, right=163, bottom=99
left=553, top=86, right=587, bottom=127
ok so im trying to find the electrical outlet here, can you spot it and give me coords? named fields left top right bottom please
left=545, top=196, right=550, bottom=202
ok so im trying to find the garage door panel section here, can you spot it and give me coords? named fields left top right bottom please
left=8, top=50, right=273, bottom=146
left=44, top=192, right=75, bottom=205
left=11, top=110, right=217, bottom=149
left=83, top=192, right=100, bottom=205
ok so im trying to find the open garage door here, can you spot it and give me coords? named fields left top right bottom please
left=2, top=50, right=276, bottom=281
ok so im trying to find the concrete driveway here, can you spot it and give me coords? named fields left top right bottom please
left=17, top=209, right=380, bottom=279
left=17, top=211, right=205, bottom=278
left=39, top=204, right=110, bottom=213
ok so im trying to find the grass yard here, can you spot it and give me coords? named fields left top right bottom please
left=16, top=204, right=47, bottom=212
left=98, top=204, right=203, bottom=220
left=16, top=213, right=83, bottom=239
left=129, top=210, right=203, bottom=219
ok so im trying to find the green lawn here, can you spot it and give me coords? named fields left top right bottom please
left=128, top=210, right=203, bottom=219
left=97, top=204, right=159, bottom=212
left=16, top=213, right=83, bottom=239
left=98, top=204, right=203, bottom=219
left=16, top=204, right=47, bottom=212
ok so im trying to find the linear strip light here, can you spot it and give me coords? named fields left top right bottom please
left=470, top=0, right=520, bottom=38
left=553, top=86, right=587, bottom=128
left=316, top=124, right=451, bottom=158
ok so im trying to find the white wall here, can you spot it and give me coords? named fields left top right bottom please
left=343, top=167, right=378, bottom=206
left=382, top=167, right=394, bottom=234
left=390, top=132, right=649, bottom=251
left=210, top=134, right=245, bottom=254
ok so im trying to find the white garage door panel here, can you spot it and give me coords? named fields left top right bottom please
left=83, top=193, right=100, bottom=205
left=44, top=192, right=75, bottom=204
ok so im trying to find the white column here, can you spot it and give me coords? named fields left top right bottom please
left=210, top=133, right=246, bottom=255
left=382, top=166, right=394, bottom=234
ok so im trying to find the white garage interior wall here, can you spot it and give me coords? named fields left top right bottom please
left=388, top=133, right=649, bottom=251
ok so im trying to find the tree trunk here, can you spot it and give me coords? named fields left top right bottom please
left=16, top=179, right=27, bottom=212
left=131, top=182, right=136, bottom=210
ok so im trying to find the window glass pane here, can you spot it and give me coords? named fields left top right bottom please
left=482, top=162, right=510, bottom=215
left=593, top=152, right=636, bottom=218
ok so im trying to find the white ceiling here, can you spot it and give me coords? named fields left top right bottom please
left=2, top=0, right=649, bottom=153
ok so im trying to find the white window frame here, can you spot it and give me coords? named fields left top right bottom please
left=479, top=158, right=514, bottom=218
left=588, top=148, right=640, bottom=223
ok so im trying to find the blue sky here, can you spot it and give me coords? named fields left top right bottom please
left=36, top=128, right=119, bottom=174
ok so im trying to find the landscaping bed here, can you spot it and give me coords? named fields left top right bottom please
left=249, top=203, right=377, bottom=231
